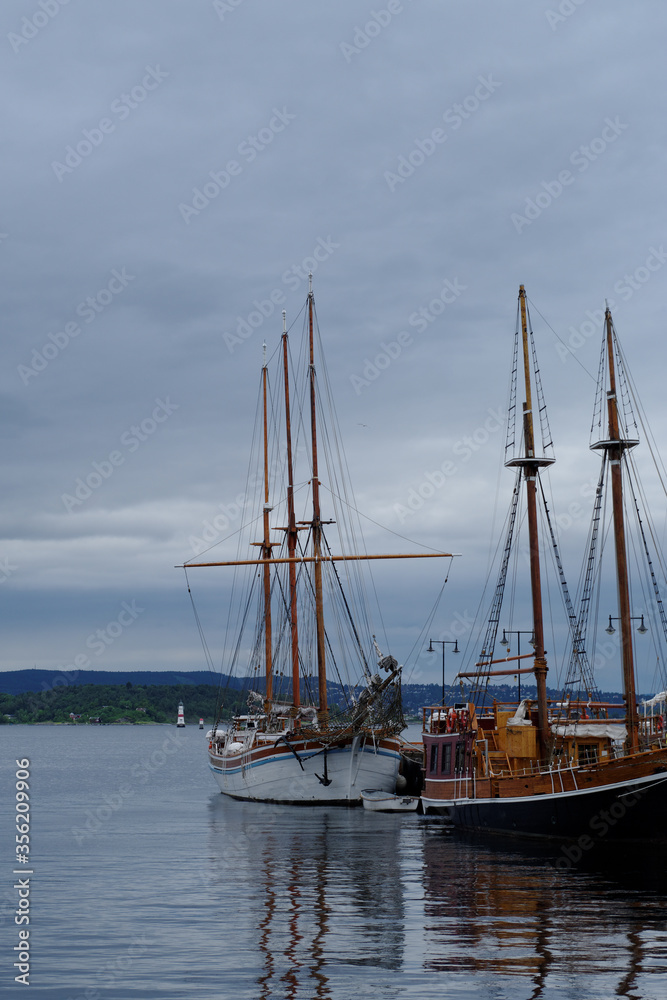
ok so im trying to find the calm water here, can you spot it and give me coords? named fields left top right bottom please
left=2, top=724, right=667, bottom=999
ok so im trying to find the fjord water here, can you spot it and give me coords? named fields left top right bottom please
left=2, top=725, right=667, bottom=999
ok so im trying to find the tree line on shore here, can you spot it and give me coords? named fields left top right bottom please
left=1, top=676, right=626, bottom=725
left=0, top=682, right=241, bottom=725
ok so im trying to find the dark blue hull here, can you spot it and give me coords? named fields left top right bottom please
left=425, top=769, right=667, bottom=844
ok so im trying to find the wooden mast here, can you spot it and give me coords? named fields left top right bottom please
left=508, top=286, right=552, bottom=759
left=307, top=275, right=328, bottom=717
left=282, top=311, right=300, bottom=711
left=604, top=307, right=639, bottom=752
left=185, top=552, right=458, bottom=567
left=261, top=346, right=273, bottom=712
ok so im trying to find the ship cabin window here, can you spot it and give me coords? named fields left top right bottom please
left=455, top=741, right=465, bottom=773
left=441, top=742, right=452, bottom=775
left=578, top=743, right=598, bottom=766
left=429, top=743, right=438, bottom=773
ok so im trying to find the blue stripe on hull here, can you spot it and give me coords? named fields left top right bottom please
left=210, top=744, right=400, bottom=778
left=208, top=740, right=401, bottom=804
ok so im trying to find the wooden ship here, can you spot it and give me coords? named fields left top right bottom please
left=421, top=287, right=667, bottom=840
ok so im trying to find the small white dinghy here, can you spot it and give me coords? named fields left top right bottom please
left=361, top=789, right=420, bottom=813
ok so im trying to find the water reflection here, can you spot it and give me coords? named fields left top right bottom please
left=254, top=833, right=332, bottom=1000
left=202, top=792, right=667, bottom=999
left=206, top=801, right=408, bottom=998
left=5, top=725, right=666, bottom=998
left=421, top=826, right=667, bottom=997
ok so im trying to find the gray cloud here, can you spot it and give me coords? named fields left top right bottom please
left=2, top=0, right=666, bottom=694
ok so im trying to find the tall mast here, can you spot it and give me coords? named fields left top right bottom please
left=507, top=286, right=552, bottom=758
left=308, top=275, right=328, bottom=716
left=601, top=308, right=639, bottom=750
left=261, top=345, right=273, bottom=711
left=282, top=311, right=300, bottom=710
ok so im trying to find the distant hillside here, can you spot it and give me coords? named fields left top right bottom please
left=1, top=667, right=630, bottom=708
left=0, top=668, right=225, bottom=696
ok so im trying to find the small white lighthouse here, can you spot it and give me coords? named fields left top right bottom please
left=177, top=703, right=185, bottom=727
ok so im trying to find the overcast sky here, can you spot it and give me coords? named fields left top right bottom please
left=3, top=0, right=667, bottom=695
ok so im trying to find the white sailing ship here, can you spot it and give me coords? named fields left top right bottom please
left=184, top=278, right=455, bottom=803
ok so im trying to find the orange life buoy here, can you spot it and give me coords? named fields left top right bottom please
left=657, top=715, right=664, bottom=733
left=447, top=708, right=456, bottom=733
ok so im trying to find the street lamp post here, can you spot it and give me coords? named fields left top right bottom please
left=605, top=614, right=648, bottom=635
left=499, top=628, right=535, bottom=702
left=427, top=639, right=459, bottom=706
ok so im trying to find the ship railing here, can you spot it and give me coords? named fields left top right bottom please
left=639, top=732, right=666, bottom=751
left=487, top=734, right=667, bottom=780
left=639, top=716, right=665, bottom=739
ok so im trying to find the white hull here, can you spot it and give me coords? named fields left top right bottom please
left=361, top=789, right=419, bottom=812
left=209, top=733, right=402, bottom=804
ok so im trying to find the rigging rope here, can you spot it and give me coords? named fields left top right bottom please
left=477, top=470, right=522, bottom=671
left=538, top=477, right=599, bottom=699
left=505, top=305, right=519, bottom=460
